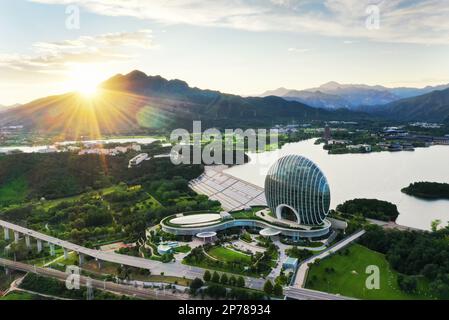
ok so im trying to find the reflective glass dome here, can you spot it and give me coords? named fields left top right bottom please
left=264, top=155, right=331, bottom=225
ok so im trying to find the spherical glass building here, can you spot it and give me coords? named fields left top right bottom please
left=264, top=155, right=331, bottom=226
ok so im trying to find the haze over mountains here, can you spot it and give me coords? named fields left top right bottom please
left=1, top=71, right=448, bottom=137
left=261, top=82, right=449, bottom=111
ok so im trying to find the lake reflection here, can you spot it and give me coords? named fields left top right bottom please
left=224, top=139, right=449, bottom=230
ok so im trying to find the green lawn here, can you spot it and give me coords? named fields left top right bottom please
left=208, top=246, right=251, bottom=264
left=306, top=244, right=434, bottom=300
left=0, top=291, right=45, bottom=300
left=173, top=245, right=191, bottom=253
left=231, top=206, right=266, bottom=220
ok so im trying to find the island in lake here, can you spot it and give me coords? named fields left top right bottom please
left=402, top=182, right=449, bottom=200
left=336, top=198, right=400, bottom=222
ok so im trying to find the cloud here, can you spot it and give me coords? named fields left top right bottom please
left=288, top=48, right=311, bottom=53
left=29, top=0, right=449, bottom=45
left=0, top=30, right=154, bottom=73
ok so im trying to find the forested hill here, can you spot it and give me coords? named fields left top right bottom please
left=0, top=70, right=373, bottom=136
left=372, top=87, right=449, bottom=122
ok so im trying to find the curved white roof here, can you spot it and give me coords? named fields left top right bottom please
left=196, top=231, right=217, bottom=238
left=170, top=214, right=221, bottom=225
left=259, top=227, right=281, bottom=237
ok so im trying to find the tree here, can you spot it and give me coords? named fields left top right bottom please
left=190, top=278, right=204, bottom=293
left=397, top=275, right=417, bottom=293
left=229, top=275, right=236, bottom=286
left=212, top=271, right=220, bottom=283
left=422, top=264, right=439, bottom=279
left=263, top=280, right=273, bottom=295
left=237, top=276, right=245, bottom=288
left=203, top=270, right=211, bottom=282
left=273, top=283, right=283, bottom=296
left=220, top=273, right=228, bottom=285
left=431, top=219, right=442, bottom=232
left=205, top=284, right=227, bottom=299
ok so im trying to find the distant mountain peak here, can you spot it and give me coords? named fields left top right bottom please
left=320, top=81, right=342, bottom=89
left=126, top=69, right=149, bottom=79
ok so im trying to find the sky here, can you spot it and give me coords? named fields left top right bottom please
left=0, top=0, right=449, bottom=105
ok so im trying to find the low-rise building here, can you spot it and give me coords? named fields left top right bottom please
left=283, top=257, right=299, bottom=270
left=347, top=144, right=372, bottom=152
left=129, top=153, right=149, bottom=167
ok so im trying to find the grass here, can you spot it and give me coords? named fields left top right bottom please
left=0, top=291, right=45, bottom=300
left=173, top=245, right=191, bottom=253
left=183, top=245, right=263, bottom=277
left=133, top=192, right=163, bottom=210
left=208, top=246, right=251, bottom=264
left=231, top=206, right=267, bottom=220
left=305, top=244, right=434, bottom=300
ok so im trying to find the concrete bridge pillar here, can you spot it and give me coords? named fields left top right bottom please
left=37, top=239, right=43, bottom=253
left=63, top=248, right=69, bottom=260
left=96, top=258, right=102, bottom=269
left=4, top=267, right=10, bottom=275
left=79, top=253, right=85, bottom=266
left=25, top=235, right=31, bottom=248
left=14, top=231, right=19, bottom=244
left=49, top=243, right=55, bottom=256
left=3, top=227, right=9, bottom=241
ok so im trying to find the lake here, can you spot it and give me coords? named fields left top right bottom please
left=224, top=139, right=449, bottom=231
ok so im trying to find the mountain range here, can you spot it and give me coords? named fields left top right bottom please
left=0, top=71, right=369, bottom=137
left=1, top=71, right=448, bottom=137
left=261, top=82, right=449, bottom=111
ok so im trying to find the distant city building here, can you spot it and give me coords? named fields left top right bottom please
left=347, top=144, right=372, bottom=152
left=328, top=139, right=350, bottom=145
left=37, top=146, right=58, bottom=153
left=78, top=143, right=141, bottom=156
left=433, top=137, right=449, bottom=145
left=323, top=125, right=332, bottom=141
left=401, top=143, right=415, bottom=151
left=388, top=143, right=403, bottom=152
left=410, top=122, right=442, bottom=129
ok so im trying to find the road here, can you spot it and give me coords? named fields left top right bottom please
left=0, top=258, right=187, bottom=300
left=292, top=230, right=366, bottom=289
left=284, top=287, right=355, bottom=300
left=0, top=219, right=265, bottom=290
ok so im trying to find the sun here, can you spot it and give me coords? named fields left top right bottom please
left=77, top=82, right=99, bottom=98
left=65, top=64, right=105, bottom=98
